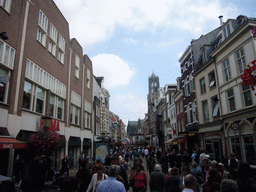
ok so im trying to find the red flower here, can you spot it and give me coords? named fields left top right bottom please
left=241, top=59, right=256, bottom=96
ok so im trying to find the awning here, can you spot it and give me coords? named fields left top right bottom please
left=68, top=136, right=81, bottom=147
left=0, top=137, right=30, bottom=149
left=83, top=138, right=91, bottom=147
left=0, top=127, right=9, bottom=136
left=199, top=125, right=222, bottom=133
left=164, top=136, right=185, bottom=144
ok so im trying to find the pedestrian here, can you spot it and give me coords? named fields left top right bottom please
left=129, top=160, right=147, bottom=192
left=199, top=150, right=210, bottom=166
left=78, top=151, right=85, bottom=169
left=228, top=152, right=239, bottom=180
left=87, top=164, right=108, bottom=192
left=112, top=156, right=129, bottom=191
left=150, top=164, right=165, bottom=192
left=201, top=158, right=211, bottom=183
left=220, top=179, right=238, bottom=192
left=160, top=152, right=168, bottom=174
left=60, top=155, right=70, bottom=176
left=202, top=168, right=220, bottom=192
left=182, top=174, right=197, bottom=192
left=60, top=176, right=80, bottom=192
left=181, top=166, right=191, bottom=190
left=217, top=163, right=232, bottom=181
left=144, top=148, right=149, bottom=161
left=97, top=165, right=126, bottom=192
left=147, top=154, right=156, bottom=175
left=165, top=167, right=181, bottom=192
left=236, top=162, right=256, bottom=191
left=76, top=159, right=92, bottom=192
left=30, top=155, right=46, bottom=192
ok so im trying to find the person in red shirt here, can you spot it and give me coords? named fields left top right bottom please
left=129, top=161, right=147, bottom=192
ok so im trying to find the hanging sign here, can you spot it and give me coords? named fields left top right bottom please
left=231, top=122, right=239, bottom=131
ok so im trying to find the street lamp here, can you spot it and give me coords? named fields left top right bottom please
left=42, top=116, right=52, bottom=131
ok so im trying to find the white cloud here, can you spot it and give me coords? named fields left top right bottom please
left=91, top=54, right=136, bottom=89
left=113, top=93, right=147, bottom=120
left=54, top=0, right=239, bottom=46
left=124, top=38, right=138, bottom=45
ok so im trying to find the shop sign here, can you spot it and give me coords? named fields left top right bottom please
left=205, top=132, right=221, bottom=139
left=173, top=141, right=178, bottom=145
left=3, top=144, right=13, bottom=149
left=178, top=138, right=185, bottom=143
left=231, top=122, right=239, bottom=131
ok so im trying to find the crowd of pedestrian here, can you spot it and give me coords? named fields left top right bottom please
left=1, top=146, right=256, bottom=192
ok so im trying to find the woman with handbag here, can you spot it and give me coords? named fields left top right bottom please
left=129, top=161, right=147, bottom=192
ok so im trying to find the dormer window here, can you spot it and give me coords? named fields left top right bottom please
left=223, top=23, right=231, bottom=39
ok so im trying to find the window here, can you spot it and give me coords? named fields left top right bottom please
left=0, top=40, right=15, bottom=69
left=187, top=104, right=191, bottom=123
left=192, top=101, right=197, bottom=122
left=177, top=102, right=180, bottom=114
left=22, top=81, right=45, bottom=114
left=180, top=101, right=183, bottom=112
left=223, top=59, right=231, bottom=81
left=208, top=71, right=216, bottom=89
left=58, top=35, right=65, bottom=64
left=227, top=88, right=236, bottom=111
left=49, top=94, right=55, bottom=117
left=212, top=97, right=219, bottom=118
left=57, top=97, right=64, bottom=120
left=223, top=23, right=231, bottom=39
left=0, top=0, right=11, bottom=13
left=184, top=78, right=189, bottom=96
left=0, top=67, right=9, bottom=103
left=200, top=77, right=206, bottom=94
left=189, top=77, right=194, bottom=93
left=87, top=68, right=91, bottom=89
left=70, top=104, right=80, bottom=125
left=182, top=118, right=185, bottom=132
left=236, top=48, right=246, bottom=74
left=48, top=24, right=58, bottom=56
left=22, top=81, right=32, bottom=110
left=242, top=84, right=252, bottom=107
left=37, top=11, right=48, bottom=47
left=75, top=55, right=80, bottom=78
left=202, top=100, right=209, bottom=121
left=178, top=121, right=181, bottom=133
left=84, top=111, right=91, bottom=128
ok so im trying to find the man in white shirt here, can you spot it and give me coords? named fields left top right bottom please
left=144, top=148, right=149, bottom=161
left=182, top=174, right=197, bottom=192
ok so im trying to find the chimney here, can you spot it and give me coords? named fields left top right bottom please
left=219, top=15, right=223, bottom=26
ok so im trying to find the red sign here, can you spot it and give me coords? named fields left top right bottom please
left=231, top=122, right=239, bottom=131
left=178, top=138, right=185, bottom=143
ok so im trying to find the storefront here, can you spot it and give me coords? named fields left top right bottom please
left=0, top=137, right=29, bottom=177
left=225, top=120, right=256, bottom=165
left=83, top=138, right=92, bottom=158
left=199, top=125, right=223, bottom=162
left=68, top=136, right=81, bottom=168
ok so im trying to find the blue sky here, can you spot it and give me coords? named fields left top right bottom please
left=53, top=0, right=255, bottom=125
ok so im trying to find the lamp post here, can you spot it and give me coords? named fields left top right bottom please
left=42, top=115, right=52, bottom=132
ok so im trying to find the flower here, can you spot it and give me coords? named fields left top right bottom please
left=240, top=59, right=256, bottom=96
left=29, top=129, right=61, bottom=155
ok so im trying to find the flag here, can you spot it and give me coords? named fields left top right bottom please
left=171, top=127, right=176, bottom=135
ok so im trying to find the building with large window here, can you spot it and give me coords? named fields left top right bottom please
left=212, top=15, right=256, bottom=163
left=0, top=0, right=94, bottom=177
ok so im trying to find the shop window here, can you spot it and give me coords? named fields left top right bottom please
left=243, top=136, right=256, bottom=165
left=231, top=137, right=241, bottom=160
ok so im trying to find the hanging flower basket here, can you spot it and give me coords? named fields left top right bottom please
left=240, top=59, right=256, bottom=95
left=29, top=129, right=61, bottom=155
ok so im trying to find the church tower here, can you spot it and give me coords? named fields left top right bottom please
left=147, top=72, right=159, bottom=113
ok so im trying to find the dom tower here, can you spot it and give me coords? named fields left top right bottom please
left=147, top=73, right=159, bottom=137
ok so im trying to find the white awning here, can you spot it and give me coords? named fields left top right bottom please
left=199, top=125, right=221, bottom=133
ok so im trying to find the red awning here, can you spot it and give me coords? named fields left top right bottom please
left=0, top=137, right=30, bottom=149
